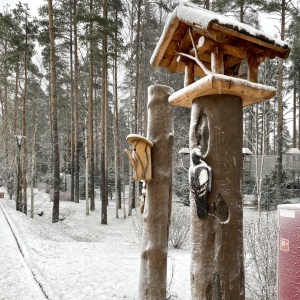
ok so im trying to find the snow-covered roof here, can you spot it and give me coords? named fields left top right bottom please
left=242, top=147, right=253, bottom=155
left=151, top=1, right=290, bottom=77
left=178, top=147, right=190, bottom=154
left=286, top=148, right=300, bottom=155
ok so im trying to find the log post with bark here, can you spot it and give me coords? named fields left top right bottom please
left=125, top=85, right=174, bottom=299
left=139, top=85, right=173, bottom=299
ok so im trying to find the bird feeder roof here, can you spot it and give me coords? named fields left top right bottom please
left=286, top=148, right=300, bottom=155
left=151, top=1, right=290, bottom=77
left=126, top=134, right=153, bottom=147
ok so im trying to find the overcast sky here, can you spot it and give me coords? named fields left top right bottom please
left=0, top=0, right=40, bottom=16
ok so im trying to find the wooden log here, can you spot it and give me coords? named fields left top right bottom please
left=211, top=23, right=289, bottom=58
left=184, top=61, right=195, bottom=86
left=189, top=94, right=245, bottom=299
left=192, top=25, right=226, bottom=43
left=168, top=28, right=194, bottom=72
left=247, top=56, right=261, bottom=83
left=175, top=57, right=209, bottom=77
left=211, top=46, right=224, bottom=74
left=138, top=84, right=174, bottom=300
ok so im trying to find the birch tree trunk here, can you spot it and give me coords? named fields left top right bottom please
left=139, top=85, right=173, bottom=300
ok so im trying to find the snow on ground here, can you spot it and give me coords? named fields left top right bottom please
left=0, top=187, right=190, bottom=300
left=0, top=201, right=46, bottom=300
left=0, top=185, right=276, bottom=300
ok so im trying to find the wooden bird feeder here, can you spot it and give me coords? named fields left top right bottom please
left=150, top=2, right=290, bottom=299
left=151, top=1, right=290, bottom=107
left=125, top=134, right=153, bottom=181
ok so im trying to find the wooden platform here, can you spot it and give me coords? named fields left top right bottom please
left=168, top=74, right=276, bottom=108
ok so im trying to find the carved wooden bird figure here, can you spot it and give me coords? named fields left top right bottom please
left=189, top=146, right=212, bottom=218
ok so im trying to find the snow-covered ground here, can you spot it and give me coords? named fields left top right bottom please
left=0, top=185, right=278, bottom=300
left=0, top=187, right=190, bottom=300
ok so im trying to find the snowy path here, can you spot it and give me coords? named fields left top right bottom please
left=0, top=189, right=191, bottom=300
left=0, top=200, right=47, bottom=300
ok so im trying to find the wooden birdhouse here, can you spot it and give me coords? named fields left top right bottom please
left=125, top=134, right=153, bottom=181
left=150, top=2, right=290, bottom=107
left=149, top=2, right=290, bottom=299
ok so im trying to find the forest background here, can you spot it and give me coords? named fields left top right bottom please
left=0, top=0, right=300, bottom=223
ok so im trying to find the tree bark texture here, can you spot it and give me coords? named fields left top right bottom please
left=22, top=26, right=28, bottom=214
left=89, top=0, right=95, bottom=211
left=138, top=84, right=174, bottom=300
left=69, top=4, right=75, bottom=202
left=48, top=0, right=60, bottom=223
left=276, top=0, right=286, bottom=199
left=74, top=0, right=80, bottom=203
left=100, top=0, right=108, bottom=224
left=189, top=95, right=245, bottom=300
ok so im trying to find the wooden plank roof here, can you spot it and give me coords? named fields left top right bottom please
left=150, top=1, right=290, bottom=78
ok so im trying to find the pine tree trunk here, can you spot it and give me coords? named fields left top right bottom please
left=293, top=79, right=297, bottom=147
left=74, top=0, right=80, bottom=203
left=276, top=0, right=285, bottom=201
left=31, top=123, right=37, bottom=219
left=100, top=0, right=108, bottom=224
left=89, top=0, right=95, bottom=211
left=3, top=41, right=9, bottom=178
left=22, top=30, right=28, bottom=215
left=48, top=0, right=60, bottom=223
left=113, top=19, right=121, bottom=216
left=85, top=95, right=89, bottom=216
left=70, top=3, right=75, bottom=202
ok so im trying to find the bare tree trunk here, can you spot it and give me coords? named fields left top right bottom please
left=3, top=42, right=9, bottom=178
left=139, top=85, right=173, bottom=300
left=189, top=95, right=245, bottom=299
left=100, top=0, right=108, bottom=224
left=293, top=78, right=297, bottom=147
left=276, top=0, right=286, bottom=201
left=89, top=0, right=95, bottom=211
left=74, top=0, right=80, bottom=203
left=132, top=0, right=142, bottom=210
left=22, top=19, right=28, bottom=214
left=113, top=20, right=121, bottom=217
left=30, top=123, right=37, bottom=219
left=48, top=0, right=60, bottom=223
left=85, top=96, right=89, bottom=216
left=70, top=2, right=75, bottom=202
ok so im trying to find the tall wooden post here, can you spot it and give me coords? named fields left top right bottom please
left=138, top=85, right=174, bottom=299
left=189, top=95, right=244, bottom=298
